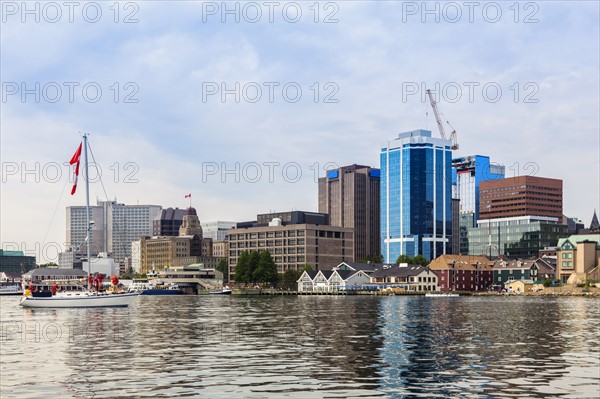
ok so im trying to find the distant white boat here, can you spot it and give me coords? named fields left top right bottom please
left=425, top=293, right=460, bottom=297
left=208, top=287, right=232, bottom=295
left=0, top=283, right=22, bottom=296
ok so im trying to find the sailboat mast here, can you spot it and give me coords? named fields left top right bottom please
left=83, top=133, right=92, bottom=276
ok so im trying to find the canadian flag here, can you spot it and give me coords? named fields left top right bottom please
left=185, top=194, right=191, bottom=198
left=70, top=142, right=82, bottom=195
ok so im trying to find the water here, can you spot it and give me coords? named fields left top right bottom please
left=1, top=295, right=599, bottom=398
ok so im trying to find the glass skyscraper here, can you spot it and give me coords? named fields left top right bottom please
left=451, top=155, right=505, bottom=254
left=380, top=129, right=452, bottom=262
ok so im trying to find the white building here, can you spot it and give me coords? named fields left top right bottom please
left=200, top=221, right=237, bottom=241
left=297, top=269, right=371, bottom=292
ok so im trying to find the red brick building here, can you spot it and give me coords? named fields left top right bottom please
left=479, top=176, right=563, bottom=220
left=429, top=254, right=494, bottom=292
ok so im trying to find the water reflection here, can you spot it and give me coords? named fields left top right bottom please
left=1, top=296, right=598, bottom=398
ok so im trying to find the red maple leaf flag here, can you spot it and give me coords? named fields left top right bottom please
left=185, top=194, right=191, bottom=198
left=70, top=142, right=82, bottom=195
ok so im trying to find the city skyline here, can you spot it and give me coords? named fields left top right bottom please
left=2, top=2, right=599, bottom=263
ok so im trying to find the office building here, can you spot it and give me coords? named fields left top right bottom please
left=318, top=164, right=380, bottom=261
left=201, top=221, right=237, bottom=241
left=452, top=155, right=505, bottom=254
left=467, top=216, right=567, bottom=259
left=380, top=129, right=452, bottom=262
left=227, top=211, right=354, bottom=277
left=479, top=176, right=563, bottom=220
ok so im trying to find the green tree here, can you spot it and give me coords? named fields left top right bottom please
left=302, top=264, right=313, bottom=272
left=248, top=251, right=261, bottom=283
left=254, top=251, right=278, bottom=285
left=412, top=255, right=430, bottom=266
left=216, top=259, right=229, bottom=283
left=395, top=254, right=413, bottom=264
left=234, top=251, right=251, bottom=283
left=281, top=268, right=302, bottom=290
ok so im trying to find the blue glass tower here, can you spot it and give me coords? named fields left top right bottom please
left=380, top=130, right=453, bottom=262
left=452, top=155, right=505, bottom=254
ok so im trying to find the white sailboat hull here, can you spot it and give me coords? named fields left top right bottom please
left=19, top=292, right=139, bottom=308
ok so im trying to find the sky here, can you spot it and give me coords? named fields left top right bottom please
left=1, top=0, right=599, bottom=263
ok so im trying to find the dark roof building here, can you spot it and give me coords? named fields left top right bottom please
left=153, top=207, right=186, bottom=236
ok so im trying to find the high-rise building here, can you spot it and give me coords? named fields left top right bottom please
left=318, top=164, right=380, bottom=261
left=479, top=176, right=563, bottom=220
left=201, top=221, right=237, bottom=241
left=65, top=199, right=161, bottom=266
left=380, top=129, right=453, bottom=262
left=452, top=155, right=505, bottom=254
left=153, top=207, right=186, bottom=236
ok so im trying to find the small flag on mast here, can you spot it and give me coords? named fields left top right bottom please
left=185, top=194, right=191, bottom=198
left=70, top=142, right=82, bottom=195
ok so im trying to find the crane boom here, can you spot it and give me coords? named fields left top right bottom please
left=426, top=89, right=459, bottom=150
left=426, top=89, right=446, bottom=140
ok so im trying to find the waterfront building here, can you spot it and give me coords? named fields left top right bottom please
left=65, top=199, right=161, bottom=267
left=492, top=258, right=555, bottom=286
left=467, top=216, right=567, bottom=259
left=428, top=254, right=494, bottom=292
left=227, top=211, right=354, bottom=277
left=131, top=240, right=141, bottom=273
left=479, top=176, right=563, bottom=220
left=153, top=207, right=186, bottom=236
left=555, top=234, right=600, bottom=284
left=0, top=250, right=36, bottom=275
left=297, top=268, right=371, bottom=292
left=380, top=129, right=453, bottom=263
left=368, top=264, right=438, bottom=292
left=318, top=164, right=381, bottom=261
left=23, top=268, right=87, bottom=283
left=201, top=221, right=237, bottom=241
left=451, top=155, right=505, bottom=254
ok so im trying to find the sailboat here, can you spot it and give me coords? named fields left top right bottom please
left=19, top=133, right=139, bottom=308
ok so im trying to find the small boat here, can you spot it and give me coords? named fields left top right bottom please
left=129, top=280, right=182, bottom=295
left=19, top=290, right=139, bottom=308
left=425, top=293, right=460, bottom=297
left=0, top=283, right=23, bottom=296
left=208, top=287, right=232, bottom=295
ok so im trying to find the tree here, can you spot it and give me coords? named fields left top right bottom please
left=281, top=269, right=303, bottom=290
left=249, top=251, right=261, bottom=283
left=216, top=259, right=229, bottom=283
left=254, top=251, right=278, bottom=285
left=359, top=254, right=384, bottom=264
left=395, top=254, right=413, bottom=264
left=412, top=255, right=430, bottom=266
left=302, top=264, right=313, bottom=272
left=234, top=251, right=251, bottom=283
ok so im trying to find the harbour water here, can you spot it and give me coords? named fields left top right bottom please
left=1, top=295, right=599, bottom=398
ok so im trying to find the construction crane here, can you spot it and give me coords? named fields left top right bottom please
left=426, top=89, right=459, bottom=150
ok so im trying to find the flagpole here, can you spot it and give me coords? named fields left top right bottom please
left=83, top=133, right=92, bottom=281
